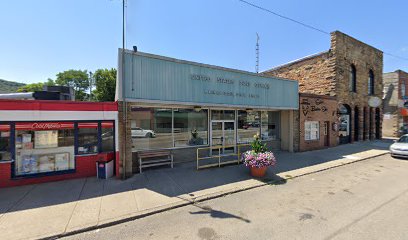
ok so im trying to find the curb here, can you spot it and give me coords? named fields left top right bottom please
left=39, top=151, right=389, bottom=240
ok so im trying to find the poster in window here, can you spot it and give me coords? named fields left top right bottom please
left=35, top=130, right=58, bottom=149
left=22, top=134, right=32, bottom=143
left=1, top=131, right=10, bottom=137
left=55, top=153, right=70, bottom=170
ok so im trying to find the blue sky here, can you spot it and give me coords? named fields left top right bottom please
left=0, top=0, right=407, bottom=84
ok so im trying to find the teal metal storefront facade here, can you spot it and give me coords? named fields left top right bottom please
left=117, top=50, right=298, bottom=109
left=116, top=50, right=298, bottom=176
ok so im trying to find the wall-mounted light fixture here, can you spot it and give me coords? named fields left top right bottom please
left=193, top=106, right=202, bottom=112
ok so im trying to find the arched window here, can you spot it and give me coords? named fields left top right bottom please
left=368, top=70, right=374, bottom=95
left=349, top=64, right=357, bottom=92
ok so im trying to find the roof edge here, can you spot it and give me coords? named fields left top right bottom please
left=262, top=50, right=330, bottom=73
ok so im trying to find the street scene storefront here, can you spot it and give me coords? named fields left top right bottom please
left=0, top=100, right=118, bottom=187
left=116, top=50, right=299, bottom=177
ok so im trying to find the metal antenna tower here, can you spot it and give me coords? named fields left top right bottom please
left=256, top=33, right=260, bottom=73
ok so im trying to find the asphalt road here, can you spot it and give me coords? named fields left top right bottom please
left=62, top=154, right=408, bottom=240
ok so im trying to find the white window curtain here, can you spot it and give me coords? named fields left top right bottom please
left=305, top=121, right=320, bottom=140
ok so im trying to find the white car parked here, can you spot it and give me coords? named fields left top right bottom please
left=131, top=127, right=156, bottom=138
left=389, top=134, right=408, bottom=158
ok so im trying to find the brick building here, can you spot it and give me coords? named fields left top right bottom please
left=383, top=70, right=408, bottom=137
left=264, top=31, right=383, bottom=150
left=296, top=93, right=338, bottom=151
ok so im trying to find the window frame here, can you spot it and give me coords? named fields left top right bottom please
left=6, top=120, right=115, bottom=179
left=0, top=122, right=13, bottom=163
left=350, top=64, right=357, bottom=93
left=368, top=70, right=375, bottom=95
left=305, top=121, right=320, bottom=141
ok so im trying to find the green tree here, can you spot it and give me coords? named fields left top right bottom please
left=17, top=79, right=55, bottom=92
left=54, top=69, right=89, bottom=101
left=93, top=68, right=117, bottom=102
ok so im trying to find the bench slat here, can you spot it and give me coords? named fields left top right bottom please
left=139, top=153, right=170, bottom=157
left=140, top=158, right=172, bottom=164
left=137, top=150, right=173, bottom=173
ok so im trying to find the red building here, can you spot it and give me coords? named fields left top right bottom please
left=0, top=99, right=118, bottom=188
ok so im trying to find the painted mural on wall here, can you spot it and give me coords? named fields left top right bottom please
left=300, top=98, right=328, bottom=116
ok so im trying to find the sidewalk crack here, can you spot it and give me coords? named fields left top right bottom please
left=97, top=179, right=106, bottom=224
left=63, top=178, right=88, bottom=233
left=0, top=184, right=37, bottom=221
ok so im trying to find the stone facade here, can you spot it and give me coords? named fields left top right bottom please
left=264, top=31, right=383, bottom=147
left=298, top=93, right=338, bottom=151
left=383, top=70, right=408, bottom=137
left=117, top=101, right=133, bottom=177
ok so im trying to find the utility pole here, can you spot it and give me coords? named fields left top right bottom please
left=256, top=33, right=260, bottom=73
left=121, top=0, right=127, bottom=179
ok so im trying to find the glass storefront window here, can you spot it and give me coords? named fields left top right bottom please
left=131, top=108, right=173, bottom=150
left=77, top=122, right=99, bottom=155
left=174, top=109, right=208, bottom=147
left=101, top=121, right=114, bottom=152
left=15, top=122, right=75, bottom=176
left=238, top=111, right=260, bottom=144
left=211, top=110, right=235, bottom=120
left=261, top=111, right=280, bottom=140
left=0, top=124, right=11, bottom=161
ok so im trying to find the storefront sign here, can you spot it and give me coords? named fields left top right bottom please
left=119, top=51, right=299, bottom=109
left=16, top=122, right=74, bottom=131
left=32, top=122, right=62, bottom=130
left=300, top=98, right=328, bottom=116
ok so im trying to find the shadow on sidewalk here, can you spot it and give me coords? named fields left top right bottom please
left=0, top=140, right=391, bottom=215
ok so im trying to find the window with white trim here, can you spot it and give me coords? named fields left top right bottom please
left=305, top=121, right=320, bottom=140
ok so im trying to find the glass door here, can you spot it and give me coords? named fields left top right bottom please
left=223, top=121, right=235, bottom=154
left=210, top=120, right=236, bottom=155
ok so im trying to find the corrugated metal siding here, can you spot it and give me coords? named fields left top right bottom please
left=122, top=52, right=298, bottom=109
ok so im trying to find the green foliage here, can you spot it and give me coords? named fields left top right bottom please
left=17, top=82, right=44, bottom=92
left=93, top=68, right=117, bottom=102
left=16, top=79, right=54, bottom=93
left=0, top=79, right=25, bottom=93
left=54, top=69, right=89, bottom=101
left=251, top=133, right=267, bottom=153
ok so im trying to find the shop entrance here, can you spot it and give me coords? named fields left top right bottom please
left=210, top=120, right=236, bottom=155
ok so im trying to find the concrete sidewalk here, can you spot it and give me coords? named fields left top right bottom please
left=0, top=140, right=391, bottom=240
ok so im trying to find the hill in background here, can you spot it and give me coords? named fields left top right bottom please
left=0, top=79, right=26, bottom=93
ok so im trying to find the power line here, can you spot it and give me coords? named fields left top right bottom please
left=237, top=0, right=330, bottom=35
left=383, top=52, right=408, bottom=61
left=238, top=0, right=408, bottom=62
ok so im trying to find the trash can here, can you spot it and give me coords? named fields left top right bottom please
left=96, top=160, right=114, bottom=179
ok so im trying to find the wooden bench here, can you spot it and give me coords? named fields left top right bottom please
left=137, top=150, right=173, bottom=173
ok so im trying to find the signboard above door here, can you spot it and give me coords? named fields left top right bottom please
left=117, top=50, right=299, bottom=110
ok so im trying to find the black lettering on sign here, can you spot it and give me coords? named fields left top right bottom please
left=239, top=81, right=250, bottom=87
left=302, top=105, right=309, bottom=116
left=254, top=82, right=270, bottom=89
left=315, top=98, right=324, bottom=105
left=191, top=74, right=211, bottom=81
left=217, top=77, right=234, bottom=84
left=301, top=98, right=310, bottom=105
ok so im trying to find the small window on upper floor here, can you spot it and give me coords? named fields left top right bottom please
left=349, top=64, right=357, bottom=92
left=368, top=70, right=374, bottom=95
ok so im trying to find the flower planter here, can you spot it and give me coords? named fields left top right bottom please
left=250, top=166, right=268, bottom=178
left=242, top=134, right=276, bottom=178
